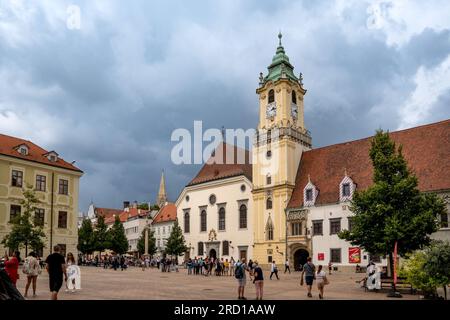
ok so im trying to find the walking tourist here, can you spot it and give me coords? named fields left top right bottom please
left=328, top=261, right=332, bottom=275
left=248, top=259, right=254, bottom=281
left=235, top=258, right=248, bottom=300
left=284, top=259, right=291, bottom=274
left=230, top=257, right=235, bottom=276
left=300, top=257, right=316, bottom=298
left=4, top=251, right=20, bottom=287
left=270, top=260, right=279, bottom=280
left=23, top=251, right=41, bottom=298
left=316, top=265, right=329, bottom=299
left=66, top=252, right=81, bottom=293
left=253, top=261, right=264, bottom=300
left=45, top=245, right=67, bottom=300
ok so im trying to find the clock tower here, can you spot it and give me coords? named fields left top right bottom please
left=252, top=33, right=312, bottom=267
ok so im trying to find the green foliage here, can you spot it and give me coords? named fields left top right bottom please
left=137, top=203, right=149, bottom=210
left=400, top=241, right=450, bottom=298
left=165, top=220, right=187, bottom=259
left=94, top=215, right=109, bottom=253
left=150, top=204, right=160, bottom=211
left=137, top=228, right=156, bottom=256
left=339, top=130, right=445, bottom=259
left=77, top=218, right=95, bottom=254
left=107, top=215, right=128, bottom=255
left=1, top=185, right=46, bottom=255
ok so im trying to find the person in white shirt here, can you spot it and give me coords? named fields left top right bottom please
left=284, top=259, right=291, bottom=274
left=315, top=265, right=329, bottom=299
left=270, top=261, right=279, bottom=280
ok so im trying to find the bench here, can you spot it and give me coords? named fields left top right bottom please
left=380, top=278, right=415, bottom=294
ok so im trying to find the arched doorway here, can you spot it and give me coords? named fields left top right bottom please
left=209, top=249, right=217, bottom=260
left=294, top=249, right=309, bottom=271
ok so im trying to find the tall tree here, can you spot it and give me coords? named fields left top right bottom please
left=78, top=218, right=95, bottom=255
left=1, top=185, right=46, bottom=256
left=339, top=130, right=446, bottom=276
left=107, top=215, right=128, bottom=255
left=94, top=215, right=109, bottom=255
left=137, top=203, right=149, bottom=210
left=137, top=228, right=156, bottom=256
left=165, top=220, right=187, bottom=263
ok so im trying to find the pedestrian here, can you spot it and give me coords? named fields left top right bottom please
left=45, top=245, right=67, bottom=300
left=270, top=260, right=279, bottom=280
left=284, top=259, right=291, bottom=274
left=253, top=260, right=264, bottom=300
left=315, top=265, right=329, bottom=299
left=121, top=256, right=126, bottom=271
left=235, top=258, right=248, bottom=300
left=300, top=257, right=316, bottom=298
left=328, top=261, right=332, bottom=275
left=23, top=251, right=41, bottom=298
left=4, top=251, right=20, bottom=287
left=248, top=259, right=254, bottom=281
left=65, top=252, right=81, bottom=293
left=230, top=257, right=235, bottom=276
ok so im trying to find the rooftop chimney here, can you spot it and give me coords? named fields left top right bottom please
left=123, top=201, right=130, bottom=209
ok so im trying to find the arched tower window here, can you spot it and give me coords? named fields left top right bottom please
left=268, top=89, right=275, bottom=103
left=292, top=90, right=297, bottom=104
left=200, top=210, right=207, bottom=232
left=239, top=204, right=247, bottom=229
left=266, top=173, right=272, bottom=185
left=218, top=207, right=226, bottom=231
left=266, top=217, right=274, bottom=241
left=266, top=197, right=273, bottom=210
left=184, top=212, right=190, bottom=233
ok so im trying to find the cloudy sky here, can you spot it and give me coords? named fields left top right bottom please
left=1, top=0, right=449, bottom=213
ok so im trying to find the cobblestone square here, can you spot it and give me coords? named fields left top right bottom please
left=15, top=266, right=419, bottom=300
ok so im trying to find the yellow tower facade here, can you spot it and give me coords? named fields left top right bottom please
left=252, top=33, right=312, bottom=267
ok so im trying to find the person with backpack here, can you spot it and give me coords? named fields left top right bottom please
left=300, top=257, right=316, bottom=298
left=270, top=261, right=279, bottom=280
left=23, top=251, right=41, bottom=298
left=235, top=258, right=248, bottom=300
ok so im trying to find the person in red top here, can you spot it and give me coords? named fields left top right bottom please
left=4, top=251, right=21, bottom=286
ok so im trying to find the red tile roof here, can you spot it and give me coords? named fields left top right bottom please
left=0, top=133, right=82, bottom=172
left=152, top=203, right=177, bottom=224
left=104, top=207, right=149, bottom=225
left=287, top=119, right=450, bottom=208
left=95, top=208, right=123, bottom=220
left=187, top=142, right=252, bottom=186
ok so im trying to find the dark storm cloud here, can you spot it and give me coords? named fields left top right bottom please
left=0, top=1, right=449, bottom=212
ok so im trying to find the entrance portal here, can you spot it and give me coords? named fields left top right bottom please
left=209, top=249, right=217, bottom=260
left=294, top=249, right=309, bottom=271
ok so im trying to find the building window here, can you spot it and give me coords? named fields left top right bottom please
left=19, top=146, right=28, bottom=155
left=266, top=174, right=271, bottom=185
left=305, top=189, right=313, bottom=201
left=440, top=212, right=449, bottom=228
left=57, top=244, right=66, bottom=257
left=59, top=179, right=69, bottom=195
left=292, top=91, right=297, bottom=104
left=266, top=197, right=273, bottom=210
left=198, top=242, right=204, bottom=256
left=218, top=207, right=226, bottom=231
left=162, top=227, right=165, bottom=234
left=291, top=222, right=302, bottom=236
left=209, top=194, right=216, bottom=205
left=268, top=255, right=273, bottom=263
left=58, top=211, right=68, bottom=229
left=266, top=218, right=274, bottom=241
left=239, top=204, right=247, bottom=229
left=184, top=212, right=190, bottom=233
left=200, top=210, right=207, bottom=232
left=348, top=217, right=354, bottom=232
left=312, top=220, right=323, bottom=236
left=222, top=241, right=229, bottom=256
left=268, top=89, right=275, bottom=103
left=342, top=183, right=351, bottom=197
left=369, top=254, right=382, bottom=263
left=11, top=170, right=23, bottom=187
left=10, top=205, right=21, bottom=222
left=330, top=218, right=341, bottom=235
left=267, top=129, right=272, bottom=144
left=330, top=248, right=341, bottom=263
left=34, top=209, right=45, bottom=227
left=35, top=175, right=46, bottom=192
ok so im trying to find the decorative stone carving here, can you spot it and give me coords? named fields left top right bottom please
left=287, top=209, right=309, bottom=221
left=208, top=229, right=217, bottom=241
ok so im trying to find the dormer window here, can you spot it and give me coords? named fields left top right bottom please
left=303, top=177, right=318, bottom=207
left=45, top=151, right=59, bottom=162
left=15, top=144, right=29, bottom=156
left=340, top=174, right=355, bottom=202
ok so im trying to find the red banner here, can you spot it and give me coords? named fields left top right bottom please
left=348, top=247, right=361, bottom=263
left=318, top=253, right=324, bottom=261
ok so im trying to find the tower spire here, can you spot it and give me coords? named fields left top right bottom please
left=157, top=169, right=167, bottom=208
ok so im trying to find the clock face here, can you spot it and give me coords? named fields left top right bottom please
left=291, top=103, right=298, bottom=119
left=266, top=103, right=276, bottom=118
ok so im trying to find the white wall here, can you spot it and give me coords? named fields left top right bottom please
left=152, top=220, right=174, bottom=255
left=176, top=176, right=253, bottom=261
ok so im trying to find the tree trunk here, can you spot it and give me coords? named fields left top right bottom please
left=444, top=285, right=447, bottom=300
left=388, top=251, right=396, bottom=292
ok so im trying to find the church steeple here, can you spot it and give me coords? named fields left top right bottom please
left=157, top=170, right=167, bottom=208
